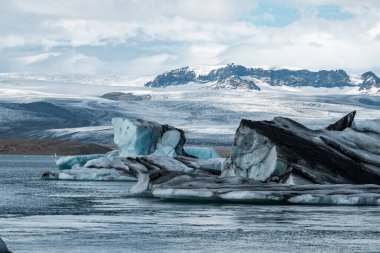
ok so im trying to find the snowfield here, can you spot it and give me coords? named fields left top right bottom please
left=0, top=73, right=379, bottom=145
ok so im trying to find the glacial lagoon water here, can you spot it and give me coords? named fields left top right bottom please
left=0, top=155, right=379, bottom=253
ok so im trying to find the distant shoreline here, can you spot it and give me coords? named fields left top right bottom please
left=0, top=139, right=113, bottom=156
left=0, top=139, right=231, bottom=157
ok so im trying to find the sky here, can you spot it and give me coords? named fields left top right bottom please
left=1, top=0, right=380, bottom=78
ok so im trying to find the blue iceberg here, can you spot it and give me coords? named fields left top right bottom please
left=184, top=146, right=221, bottom=160
left=112, top=117, right=186, bottom=157
left=56, top=154, right=104, bottom=170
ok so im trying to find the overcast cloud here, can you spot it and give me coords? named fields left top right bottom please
left=0, top=0, right=380, bottom=77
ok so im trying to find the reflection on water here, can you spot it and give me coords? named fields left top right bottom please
left=0, top=155, right=379, bottom=253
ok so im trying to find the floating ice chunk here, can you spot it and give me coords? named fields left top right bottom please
left=112, top=117, right=163, bottom=157
left=153, top=188, right=214, bottom=199
left=351, top=119, right=357, bottom=130
left=58, top=172, right=75, bottom=180
left=153, top=130, right=181, bottom=156
left=221, top=126, right=277, bottom=181
left=197, top=158, right=225, bottom=171
left=285, top=175, right=313, bottom=185
left=247, top=146, right=277, bottom=181
left=129, top=172, right=150, bottom=195
left=143, top=155, right=195, bottom=173
left=150, top=181, right=380, bottom=206
left=56, top=154, right=104, bottom=170
left=222, top=113, right=380, bottom=184
left=83, top=157, right=106, bottom=168
left=57, top=167, right=135, bottom=181
left=360, top=118, right=380, bottom=135
left=83, top=150, right=120, bottom=168
left=184, top=146, right=220, bottom=160
left=322, top=128, right=380, bottom=168
left=105, top=150, right=120, bottom=157
left=287, top=194, right=380, bottom=206
left=55, top=117, right=187, bottom=175
left=219, top=191, right=282, bottom=203
left=0, top=237, right=11, bottom=253
left=112, top=117, right=186, bottom=157
left=174, top=156, right=225, bottom=173
left=326, top=111, right=356, bottom=131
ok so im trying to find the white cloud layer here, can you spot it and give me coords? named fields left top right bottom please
left=0, top=0, right=379, bottom=77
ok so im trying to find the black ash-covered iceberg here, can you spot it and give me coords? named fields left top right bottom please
left=222, top=111, right=380, bottom=185
left=42, top=112, right=380, bottom=205
left=0, top=237, right=11, bottom=253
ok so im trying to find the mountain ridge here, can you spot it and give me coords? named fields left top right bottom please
left=145, top=64, right=380, bottom=94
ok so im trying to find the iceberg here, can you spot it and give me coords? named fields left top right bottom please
left=56, top=154, right=104, bottom=170
left=43, top=113, right=380, bottom=206
left=83, top=150, right=120, bottom=168
left=153, top=130, right=181, bottom=156
left=0, top=237, right=11, bottom=253
left=51, top=117, right=190, bottom=176
left=325, top=110, right=356, bottom=131
left=112, top=117, right=186, bottom=157
left=183, top=146, right=221, bottom=160
left=152, top=181, right=380, bottom=206
left=43, top=167, right=135, bottom=181
left=221, top=126, right=278, bottom=181
left=359, top=118, right=380, bottom=135
left=222, top=111, right=380, bottom=184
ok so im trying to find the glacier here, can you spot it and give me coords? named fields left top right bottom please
left=1, top=71, right=380, bottom=147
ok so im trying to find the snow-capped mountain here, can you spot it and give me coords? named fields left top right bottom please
left=145, top=64, right=380, bottom=94
left=360, top=71, right=380, bottom=92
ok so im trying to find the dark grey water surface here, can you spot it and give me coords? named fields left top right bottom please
left=0, top=155, right=379, bottom=253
